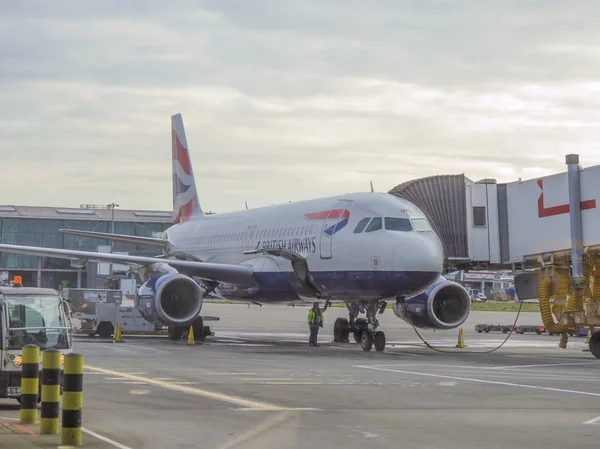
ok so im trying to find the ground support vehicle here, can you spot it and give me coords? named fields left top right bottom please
left=0, top=281, right=73, bottom=402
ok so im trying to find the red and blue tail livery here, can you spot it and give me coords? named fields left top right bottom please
left=305, top=209, right=350, bottom=235
left=172, top=113, right=202, bottom=224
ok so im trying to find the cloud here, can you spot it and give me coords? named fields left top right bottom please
left=1, top=1, right=600, bottom=212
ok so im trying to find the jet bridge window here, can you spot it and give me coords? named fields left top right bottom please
left=365, top=217, right=382, bottom=233
left=353, top=217, right=371, bottom=233
left=473, top=206, right=486, bottom=227
left=384, top=217, right=413, bottom=232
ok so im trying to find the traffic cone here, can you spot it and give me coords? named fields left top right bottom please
left=455, top=328, right=465, bottom=348
left=113, top=324, right=124, bottom=343
left=187, top=325, right=195, bottom=345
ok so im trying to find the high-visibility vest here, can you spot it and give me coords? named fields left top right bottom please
left=308, top=308, right=323, bottom=324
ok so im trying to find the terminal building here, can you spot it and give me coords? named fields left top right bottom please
left=0, top=204, right=173, bottom=290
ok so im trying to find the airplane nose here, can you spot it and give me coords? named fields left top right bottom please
left=393, top=234, right=444, bottom=274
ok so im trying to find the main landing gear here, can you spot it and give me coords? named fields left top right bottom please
left=333, top=300, right=387, bottom=352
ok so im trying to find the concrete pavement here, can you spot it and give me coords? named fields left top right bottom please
left=1, top=306, right=598, bottom=449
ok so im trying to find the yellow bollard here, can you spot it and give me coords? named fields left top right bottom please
left=187, top=325, right=195, bottom=345
left=61, top=353, right=84, bottom=446
left=587, top=328, right=593, bottom=344
left=20, top=344, right=39, bottom=425
left=455, top=328, right=465, bottom=348
left=40, top=348, right=61, bottom=434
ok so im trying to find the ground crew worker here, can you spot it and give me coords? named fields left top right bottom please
left=308, top=300, right=329, bottom=347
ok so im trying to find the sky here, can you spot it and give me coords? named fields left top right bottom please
left=2, top=0, right=600, bottom=213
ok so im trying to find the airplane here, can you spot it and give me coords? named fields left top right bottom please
left=0, top=114, right=471, bottom=352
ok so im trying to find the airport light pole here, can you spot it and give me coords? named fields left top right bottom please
left=107, top=202, right=119, bottom=278
left=108, top=202, right=119, bottom=234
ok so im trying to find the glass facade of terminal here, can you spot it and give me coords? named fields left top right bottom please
left=0, top=218, right=170, bottom=288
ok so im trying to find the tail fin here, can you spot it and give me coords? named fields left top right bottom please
left=171, top=113, right=203, bottom=224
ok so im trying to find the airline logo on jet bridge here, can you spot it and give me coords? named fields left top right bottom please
left=537, top=179, right=596, bottom=218
left=305, top=209, right=350, bottom=235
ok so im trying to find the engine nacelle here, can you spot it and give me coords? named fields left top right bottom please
left=134, top=273, right=203, bottom=326
left=392, top=277, right=471, bottom=330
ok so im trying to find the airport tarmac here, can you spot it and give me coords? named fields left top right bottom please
left=1, top=305, right=599, bottom=449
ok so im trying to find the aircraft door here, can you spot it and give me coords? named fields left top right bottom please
left=319, top=200, right=352, bottom=259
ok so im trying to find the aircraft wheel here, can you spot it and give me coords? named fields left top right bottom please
left=354, top=318, right=368, bottom=343
left=361, top=331, right=373, bottom=352
left=192, top=316, right=206, bottom=341
left=167, top=326, right=183, bottom=341
left=334, top=318, right=349, bottom=342
left=589, top=331, right=600, bottom=359
left=374, top=331, right=386, bottom=352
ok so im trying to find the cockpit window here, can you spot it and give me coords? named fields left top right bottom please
left=353, top=217, right=371, bottom=233
left=384, top=217, right=413, bottom=231
left=365, top=217, right=382, bottom=233
left=411, top=218, right=432, bottom=232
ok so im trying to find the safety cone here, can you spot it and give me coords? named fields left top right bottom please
left=455, top=328, right=465, bottom=348
left=187, top=325, right=195, bottom=345
left=113, top=324, right=124, bottom=343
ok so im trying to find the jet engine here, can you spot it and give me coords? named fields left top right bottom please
left=392, top=277, right=471, bottom=330
left=134, top=273, right=203, bottom=326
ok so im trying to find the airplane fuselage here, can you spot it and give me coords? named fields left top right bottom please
left=162, top=192, right=444, bottom=303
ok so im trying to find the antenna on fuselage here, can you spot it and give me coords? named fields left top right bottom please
left=370, top=181, right=374, bottom=193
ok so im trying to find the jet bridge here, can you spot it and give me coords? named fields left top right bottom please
left=391, top=154, right=600, bottom=356
left=389, top=156, right=600, bottom=269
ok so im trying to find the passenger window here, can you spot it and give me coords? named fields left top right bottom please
left=411, top=218, right=432, bottom=232
left=353, top=217, right=371, bottom=233
left=365, top=217, right=382, bottom=233
left=384, top=217, right=413, bottom=232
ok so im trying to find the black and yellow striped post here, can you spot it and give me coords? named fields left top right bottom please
left=61, top=353, right=84, bottom=446
left=40, top=348, right=61, bottom=434
left=19, top=344, right=39, bottom=425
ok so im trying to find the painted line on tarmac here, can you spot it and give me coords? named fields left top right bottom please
left=1, top=416, right=133, bottom=449
left=583, top=415, right=600, bottom=425
left=81, top=427, right=134, bottom=449
left=484, top=361, right=599, bottom=370
left=85, top=365, right=286, bottom=410
left=355, top=365, right=600, bottom=398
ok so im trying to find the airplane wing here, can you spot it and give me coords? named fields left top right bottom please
left=0, top=244, right=254, bottom=286
left=58, top=229, right=168, bottom=249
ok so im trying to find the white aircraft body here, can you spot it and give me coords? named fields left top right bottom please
left=0, top=114, right=471, bottom=352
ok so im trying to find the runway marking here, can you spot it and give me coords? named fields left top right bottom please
left=360, top=362, right=600, bottom=372
left=1, top=416, right=133, bottom=449
left=355, top=365, right=600, bottom=398
left=85, top=365, right=285, bottom=410
left=235, top=407, right=320, bottom=411
left=82, top=427, right=134, bottom=449
left=241, top=378, right=298, bottom=381
left=121, top=381, right=148, bottom=385
left=583, top=415, right=600, bottom=425
left=207, top=372, right=258, bottom=375
left=485, top=362, right=600, bottom=370
left=264, top=381, right=323, bottom=385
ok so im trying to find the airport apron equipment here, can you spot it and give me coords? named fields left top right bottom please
left=403, top=299, right=525, bottom=354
